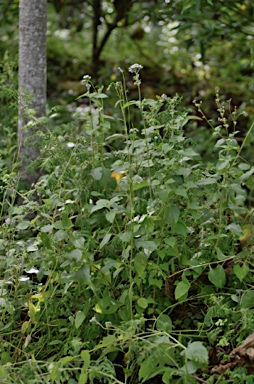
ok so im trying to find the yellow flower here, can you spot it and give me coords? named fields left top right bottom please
left=111, top=172, right=125, bottom=182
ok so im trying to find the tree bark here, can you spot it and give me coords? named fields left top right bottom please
left=18, top=0, right=47, bottom=187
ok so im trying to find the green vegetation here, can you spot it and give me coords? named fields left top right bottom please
left=1, top=1, right=254, bottom=383
left=1, top=64, right=254, bottom=383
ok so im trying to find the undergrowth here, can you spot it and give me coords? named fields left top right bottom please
left=1, top=64, right=254, bottom=384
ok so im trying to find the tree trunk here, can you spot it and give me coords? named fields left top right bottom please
left=18, top=0, right=47, bottom=187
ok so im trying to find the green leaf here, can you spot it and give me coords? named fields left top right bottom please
left=94, top=297, right=122, bottom=314
left=75, top=311, right=86, bottom=329
left=79, top=370, right=88, bottom=384
left=61, top=211, right=73, bottom=229
left=81, top=350, right=90, bottom=371
left=21, top=321, right=30, bottom=334
left=164, top=237, right=176, bottom=248
left=40, top=232, right=53, bottom=249
left=16, top=221, right=30, bottom=230
left=196, top=178, right=217, bottom=185
left=175, top=280, right=190, bottom=301
left=208, top=265, right=226, bottom=288
left=148, top=276, right=163, bottom=288
left=135, top=240, right=157, bottom=254
left=234, top=263, right=249, bottom=282
left=174, top=187, right=188, bottom=198
left=181, top=0, right=196, bottom=12
left=74, top=265, right=91, bottom=284
left=182, top=341, right=208, bottom=364
left=90, top=199, right=110, bottom=213
left=137, top=297, right=148, bottom=309
left=1, top=352, right=11, bottom=365
left=41, top=224, right=54, bottom=232
left=91, top=92, right=108, bottom=99
left=60, top=356, right=74, bottom=366
left=0, top=365, right=8, bottom=378
left=165, top=205, right=180, bottom=225
left=119, top=231, right=132, bottom=242
left=133, top=181, right=150, bottom=191
left=156, top=314, right=172, bottom=333
left=240, top=290, right=254, bottom=309
left=171, top=221, right=187, bottom=236
left=227, top=223, right=243, bottom=236
left=105, top=210, right=116, bottom=223
left=139, top=356, right=157, bottom=382
left=50, top=362, right=60, bottom=382
left=134, top=253, right=147, bottom=278
left=67, top=249, right=83, bottom=261
left=99, top=233, right=112, bottom=249
left=90, top=167, right=103, bottom=180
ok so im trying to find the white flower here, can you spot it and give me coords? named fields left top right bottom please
left=81, top=75, right=92, bottom=83
left=5, top=218, right=11, bottom=225
left=128, top=63, right=143, bottom=73
left=118, top=67, right=124, bottom=73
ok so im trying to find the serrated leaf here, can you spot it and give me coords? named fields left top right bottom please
left=208, top=265, right=226, bottom=288
left=182, top=342, right=208, bottom=364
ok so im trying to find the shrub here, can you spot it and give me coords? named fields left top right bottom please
left=0, top=66, right=254, bottom=383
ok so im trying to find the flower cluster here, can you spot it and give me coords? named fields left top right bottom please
left=128, top=63, right=143, bottom=73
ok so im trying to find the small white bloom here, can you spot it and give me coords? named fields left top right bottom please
left=128, top=63, right=143, bottom=73
left=67, top=142, right=75, bottom=148
left=82, top=75, right=92, bottom=83
left=5, top=218, right=11, bottom=225
left=118, top=67, right=124, bottom=73
left=25, top=267, right=39, bottom=274
left=65, top=199, right=75, bottom=204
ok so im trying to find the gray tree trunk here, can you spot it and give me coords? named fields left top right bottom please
left=18, top=0, right=47, bottom=187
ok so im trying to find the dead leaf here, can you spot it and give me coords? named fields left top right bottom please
left=211, top=333, right=254, bottom=374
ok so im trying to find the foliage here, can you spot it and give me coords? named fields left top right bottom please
left=1, top=66, right=254, bottom=383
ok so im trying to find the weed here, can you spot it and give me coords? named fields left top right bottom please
left=0, top=66, right=254, bottom=383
